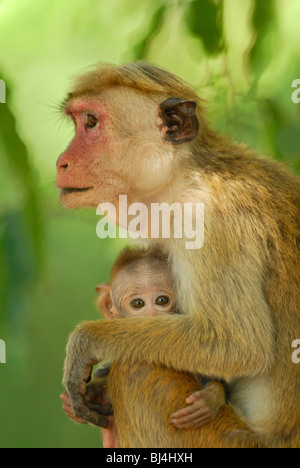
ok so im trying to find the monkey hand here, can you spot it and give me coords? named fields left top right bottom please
left=63, top=328, right=109, bottom=427
left=60, top=384, right=113, bottom=428
left=170, top=382, right=226, bottom=429
left=85, top=374, right=114, bottom=416
left=60, top=391, right=89, bottom=425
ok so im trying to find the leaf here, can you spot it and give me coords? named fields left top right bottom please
left=249, top=0, right=277, bottom=80
left=133, top=5, right=167, bottom=60
left=186, top=0, right=224, bottom=55
left=0, top=75, right=43, bottom=325
left=0, top=76, right=43, bottom=262
left=0, top=83, right=32, bottom=179
left=259, top=98, right=285, bottom=161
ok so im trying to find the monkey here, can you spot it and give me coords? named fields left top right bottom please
left=62, top=246, right=230, bottom=448
left=57, top=62, right=300, bottom=448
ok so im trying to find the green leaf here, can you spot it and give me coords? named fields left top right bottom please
left=186, top=0, right=224, bottom=55
left=0, top=75, right=43, bottom=325
left=249, top=0, right=277, bottom=80
left=133, top=5, right=167, bottom=60
left=259, top=98, right=285, bottom=161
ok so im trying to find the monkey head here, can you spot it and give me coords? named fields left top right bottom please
left=95, top=247, right=176, bottom=318
left=56, top=63, right=200, bottom=210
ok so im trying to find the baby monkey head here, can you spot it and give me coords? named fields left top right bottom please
left=96, top=246, right=176, bottom=318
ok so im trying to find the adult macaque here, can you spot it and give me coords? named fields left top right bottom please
left=62, top=246, right=233, bottom=448
left=57, top=62, right=300, bottom=448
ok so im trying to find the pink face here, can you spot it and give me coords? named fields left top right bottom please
left=56, top=90, right=198, bottom=211
left=56, top=97, right=126, bottom=209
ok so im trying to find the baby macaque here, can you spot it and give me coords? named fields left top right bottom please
left=61, top=246, right=227, bottom=448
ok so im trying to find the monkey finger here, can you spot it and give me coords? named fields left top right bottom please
left=62, top=401, right=78, bottom=416
left=170, top=407, right=213, bottom=426
left=185, top=396, right=197, bottom=405
left=171, top=414, right=213, bottom=429
left=65, top=411, right=88, bottom=425
left=170, top=405, right=210, bottom=426
left=68, top=389, right=108, bottom=427
left=62, top=402, right=88, bottom=424
left=192, top=415, right=215, bottom=428
left=60, top=392, right=70, bottom=404
left=62, top=401, right=73, bottom=413
left=86, top=384, right=102, bottom=401
left=85, top=400, right=114, bottom=416
left=62, top=403, right=77, bottom=417
left=185, top=391, right=203, bottom=404
left=72, top=403, right=109, bottom=428
left=170, top=401, right=207, bottom=420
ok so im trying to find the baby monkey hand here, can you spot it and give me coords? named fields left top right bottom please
left=170, top=381, right=226, bottom=429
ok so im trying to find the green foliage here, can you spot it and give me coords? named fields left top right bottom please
left=0, top=77, right=43, bottom=331
left=186, top=0, right=224, bottom=55
left=133, top=4, right=168, bottom=60
left=249, top=0, right=277, bottom=83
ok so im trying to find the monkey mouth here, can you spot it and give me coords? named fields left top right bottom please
left=61, top=187, right=93, bottom=195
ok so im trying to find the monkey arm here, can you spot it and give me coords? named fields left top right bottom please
left=65, top=313, right=273, bottom=380
left=64, top=217, right=275, bottom=426
left=63, top=309, right=274, bottom=426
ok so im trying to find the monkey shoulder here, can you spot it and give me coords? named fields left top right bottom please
left=202, top=152, right=300, bottom=219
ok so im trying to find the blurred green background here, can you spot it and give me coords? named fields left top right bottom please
left=0, top=0, right=299, bottom=448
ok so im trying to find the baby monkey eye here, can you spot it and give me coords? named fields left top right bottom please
left=86, top=114, right=98, bottom=129
left=130, top=298, right=145, bottom=309
left=155, top=296, right=170, bottom=306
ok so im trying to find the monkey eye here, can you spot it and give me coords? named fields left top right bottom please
left=85, top=114, right=99, bottom=129
left=155, top=296, right=170, bottom=306
left=130, top=298, right=145, bottom=309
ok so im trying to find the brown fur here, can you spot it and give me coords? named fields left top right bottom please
left=60, top=62, right=300, bottom=448
left=109, top=245, right=168, bottom=285
left=109, top=360, right=264, bottom=448
left=66, top=62, right=201, bottom=103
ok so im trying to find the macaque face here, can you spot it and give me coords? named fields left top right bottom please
left=56, top=76, right=199, bottom=212
left=56, top=96, right=121, bottom=209
left=56, top=89, right=178, bottom=210
left=97, top=261, right=175, bottom=318
left=115, top=267, right=175, bottom=318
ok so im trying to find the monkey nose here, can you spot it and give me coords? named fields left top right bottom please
left=56, top=154, right=70, bottom=187
left=57, top=153, right=69, bottom=170
left=56, top=153, right=70, bottom=178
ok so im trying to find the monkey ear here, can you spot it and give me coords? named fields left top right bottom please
left=95, top=284, right=110, bottom=296
left=96, top=284, right=116, bottom=319
left=159, top=98, right=199, bottom=145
